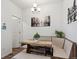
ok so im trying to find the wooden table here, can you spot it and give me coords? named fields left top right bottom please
left=22, top=40, right=53, bottom=56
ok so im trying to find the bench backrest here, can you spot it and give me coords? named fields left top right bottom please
left=64, top=39, right=73, bottom=58
left=39, top=36, right=64, bottom=48
left=52, top=37, right=64, bottom=48
left=39, top=36, right=51, bottom=41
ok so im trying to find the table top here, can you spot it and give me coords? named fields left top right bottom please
left=22, top=39, right=52, bottom=47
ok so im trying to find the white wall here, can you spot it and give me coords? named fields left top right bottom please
left=22, top=0, right=77, bottom=42
left=1, top=0, right=22, bottom=57
left=22, top=2, right=63, bottom=40
left=63, top=0, right=77, bottom=42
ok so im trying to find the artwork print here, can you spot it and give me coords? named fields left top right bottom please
left=67, top=0, right=77, bottom=24
left=2, top=23, right=6, bottom=30
left=31, top=16, right=50, bottom=27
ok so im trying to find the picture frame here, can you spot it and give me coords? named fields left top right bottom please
left=31, top=16, right=50, bottom=27
left=67, top=0, right=77, bottom=24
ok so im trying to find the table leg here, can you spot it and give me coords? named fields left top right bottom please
left=51, top=48, right=53, bottom=56
left=26, top=44, right=31, bottom=53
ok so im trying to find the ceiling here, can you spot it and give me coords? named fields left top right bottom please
left=10, top=0, right=63, bottom=9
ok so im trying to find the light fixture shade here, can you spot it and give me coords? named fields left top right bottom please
left=31, top=8, right=34, bottom=12
left=31, top=2, right=40, bottom=13
left=37, top=7, right=40, bottom=12
left=33, top=3, right=37, bottom=7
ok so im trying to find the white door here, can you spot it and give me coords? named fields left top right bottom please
left=12, top=16, right=23, bottom=48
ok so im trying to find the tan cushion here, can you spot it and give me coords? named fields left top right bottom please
left=64, top=39, right=73, bottom=58
left=39, top=36, right=51, bottom=41
left=53, top=39, right=73, bottom=59
left=52, top=37, right=64, bottom=48
left=53, top=46, right=68, bottom=59
left=22, top=45, right=27, bottom=48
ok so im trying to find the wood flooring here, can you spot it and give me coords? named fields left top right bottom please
left=2, top=48, right=24, bottom=59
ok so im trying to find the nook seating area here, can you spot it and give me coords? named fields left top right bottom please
left=21, top=36, right=76, bottom=59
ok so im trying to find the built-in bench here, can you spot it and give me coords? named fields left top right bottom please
left=21, top=36, right=77, bottom=59
left=52, top=37, right=77, bottom=59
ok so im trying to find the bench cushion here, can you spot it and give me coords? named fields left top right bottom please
left=52, top=37, right=64, bottom=48
left=38, top=36, right=51, bottom=41
left=53, top=39, right=73, bottom=59
left=22, top=45, right=27, bottom=48
left=53, top=46, right=68, bottom=59
left=64, top=39, right=73, bottom=58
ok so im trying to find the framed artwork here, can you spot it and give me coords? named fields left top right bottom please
left=67, top=0, right=77, bottom=24
left=31, top=16, right=50, bottom=27
left=2, top=23, right=6, bottom=30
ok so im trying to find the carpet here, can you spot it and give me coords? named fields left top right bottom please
left=11, top=49, right=50, bottom=59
